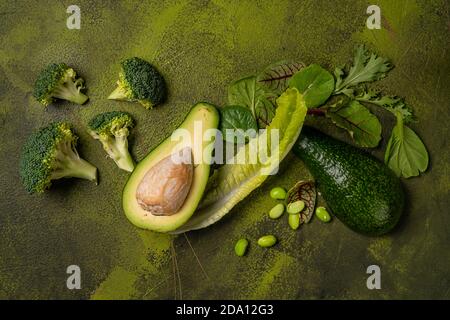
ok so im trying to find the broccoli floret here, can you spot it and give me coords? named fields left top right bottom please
left=108, top=57, right=167, bottom=109
left=88, top=111, right=135, bottom=172
left=19, top=122, right=98, bottom=194
left=33, top=63, right=89, bottom=106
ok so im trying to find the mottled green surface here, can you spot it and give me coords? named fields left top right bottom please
left=0, top=0, right=449, bottom=300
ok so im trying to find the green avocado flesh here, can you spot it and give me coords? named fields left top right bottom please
left=293, top=127, right=404, bottom=236
left=122, top=103, right=219, bottom=232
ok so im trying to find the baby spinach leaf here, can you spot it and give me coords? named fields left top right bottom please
left=289, top=64, right=335, bottom=108
left=219, top=105, right=258, bottom=144
left=228, top=76, right=276, bottom=129
left=257, top=60, right=305, bottom=94
left=385, top=112, right=429, bottom=178
left=334, top=45, right=392, bottom=95
left=326, top=100, right=382, bottom=148
left=286, top=180, right=316, bottom=224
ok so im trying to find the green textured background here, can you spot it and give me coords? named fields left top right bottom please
left=0, top=0, right=449, bottom=300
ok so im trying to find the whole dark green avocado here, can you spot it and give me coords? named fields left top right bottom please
left=293, top=127, right=404, bottom=235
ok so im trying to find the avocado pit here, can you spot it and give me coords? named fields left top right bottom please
left=136, top=147, right=193, bottom=216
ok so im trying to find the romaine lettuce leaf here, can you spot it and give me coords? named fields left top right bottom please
left=172, top=88, right=307, bottom=233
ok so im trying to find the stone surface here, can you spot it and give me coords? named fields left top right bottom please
left=0, top=0, right=449, bottom=299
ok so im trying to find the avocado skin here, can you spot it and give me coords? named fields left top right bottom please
left=293, top=127, right=404, bottom=236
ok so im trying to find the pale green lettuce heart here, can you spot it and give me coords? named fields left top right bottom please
left=172, top=88, right=307, bottom=234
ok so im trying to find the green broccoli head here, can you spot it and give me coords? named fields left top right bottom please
left=19, top=122, right=98, bottom=194
left=108, top=57, right=167, bottom=109
left=33, top=63, right=89, bottom=106
left=88, top=111, right=135, bottom=172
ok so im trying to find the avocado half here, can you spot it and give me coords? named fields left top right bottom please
left=122, top=103, right=219, bottom=232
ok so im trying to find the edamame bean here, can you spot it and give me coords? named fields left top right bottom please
left=234, top=238, right=249, bottom=257
left=315, top=206, right=331, bottom=222
left=270, top=187, right=286, bottom=200
left=269, top=203, right=285, bottom=219
left=288, top=214, right=301, bottom=230
left=287, top=200, right=305, bottom=214
left=257, top=235, right=277, bottom=248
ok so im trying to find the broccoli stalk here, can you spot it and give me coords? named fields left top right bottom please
left=107, top=73, right=133, bottom=102
left=90, top=128, right=134, bottom=172
left=50, top=137, right=98, bottom=181
left=108, top=57, right=166, bottom=109
left=51, top=68, right=88, bottom=105
left=33, top=63, right=89, bottom=106
left=20, top=122, right=97, bottom=194
left=88, top=111, right=135, bottom=172
left=107, top=87, right=126, bottom=101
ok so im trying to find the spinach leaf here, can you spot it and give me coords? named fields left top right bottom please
left=228, top=76, right=276, bottom=128
left=219, top=105, right=258, bottom=144
left=385, top=112, right=429, bottom=178
left=286, top=180, right=316, bottom=224
left=289, top=64, right=335, bottom=108
left=326, top=100, right=382, bottom=147
left=257, top=60, right=305, bottom=94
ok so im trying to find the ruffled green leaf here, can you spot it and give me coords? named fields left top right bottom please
left=334, top=45, right=392, bottom=95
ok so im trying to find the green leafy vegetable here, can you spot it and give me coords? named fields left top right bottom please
left=289, top=64, right=335, bottom=108
left=219, top=105, right=258, bottom=144
left=108, top=57, right=167, bottom=109
left=19, top=122, right=97, bottom=193
left=355, top=89, right=414, bottom=123
left=326, top=100, right=382, bottom=147
left=355, top=89, right=400, bottom=107
left=87, top=111, right=135, bottom=172
left=385, top=112, right=429, bottom=178
left=171, top=88, right=308, bottom=234
left=285, top=180, right=316, bottom=224
left=334, top=45, right=392, bottom=96
left=33, top=63, right=88, bottom=106
left=228, top=76, right=277, bottom=129
left=257, top=60, right=305, bottom=94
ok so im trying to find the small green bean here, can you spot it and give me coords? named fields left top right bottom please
left=315, top=206, right=331, bottom=222
left=288, top=214, right=301, bottom=230
left=257, top=235, right=277, bottom=248
left=234, top=238, right=249, bottom=256
left=287, top=200, right=305, bottom=214
left=269, top=203, right=285, bottom=219
left=270, top=187, right=287, bottom=200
